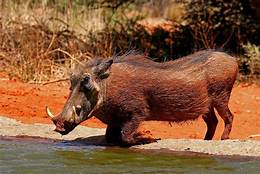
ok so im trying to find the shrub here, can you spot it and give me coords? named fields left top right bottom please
left=183, top=0, right=259, bottom=53
left=239, top=43, right=260, bottom=79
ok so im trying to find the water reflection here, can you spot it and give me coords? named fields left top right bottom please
left=0, top=138, right=259, bottom=174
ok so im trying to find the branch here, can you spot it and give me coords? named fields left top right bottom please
left=44, top=48, right=85, bottom=66
left=220, top=27, right=235, bottom=49
left=42, top=78, right=69, bottom=85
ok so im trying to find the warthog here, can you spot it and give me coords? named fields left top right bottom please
left=46, top=50, right=238, bottom=146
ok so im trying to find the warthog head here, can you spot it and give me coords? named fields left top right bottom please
left=46, top=58, right=113, bottom=135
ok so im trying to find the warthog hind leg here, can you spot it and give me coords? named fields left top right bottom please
left=215, top=104, right=234, bottom=140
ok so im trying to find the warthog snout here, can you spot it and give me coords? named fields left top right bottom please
left=46, top=106, right=79, bottom=135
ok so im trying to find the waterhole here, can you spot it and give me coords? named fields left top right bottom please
left=0, top=137, right=259, bottom=174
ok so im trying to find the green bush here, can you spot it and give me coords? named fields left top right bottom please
left=239, top=43, right=260, bottom=79
left=183, top=0, right=259, bottom=53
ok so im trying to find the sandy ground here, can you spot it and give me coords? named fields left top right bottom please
left=1, top=116, right=260, bottom=157
left=0, top=72, right=259, bottom=141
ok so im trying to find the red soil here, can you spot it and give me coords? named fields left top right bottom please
left=0, top=72, right=259, bottom=140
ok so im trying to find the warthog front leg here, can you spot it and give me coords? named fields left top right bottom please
left=105, top=124, right=122, bottom=145
left=121, top=116, right=157, bottom=146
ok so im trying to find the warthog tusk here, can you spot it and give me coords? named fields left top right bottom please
left=76, top=105, right=81, bottom=110
left=72, top=105, right=79, bottom=121
left=46, top=106, right=55, bottom=119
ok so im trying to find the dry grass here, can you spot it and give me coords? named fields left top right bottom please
left=164, top=2, right=186, bottom=23
left=1, top=1, right=256, bottom=83
left=139, top=0, right=186, bottom=24
left=0, top=1, right=107, bottom=83
left=0, top=0, right=188, bottom=83
left=0, top=21, right=80, bottom=82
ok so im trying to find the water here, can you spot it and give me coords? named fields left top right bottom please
left=0, top=138, right=259, bottom=174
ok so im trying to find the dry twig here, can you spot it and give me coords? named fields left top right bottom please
left=42, top=78, right=69, bottom=85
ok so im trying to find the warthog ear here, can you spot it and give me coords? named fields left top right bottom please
left=93, top=59, right=113, bottom=80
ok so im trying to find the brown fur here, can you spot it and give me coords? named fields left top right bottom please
left=53, top=50, right=238, bottom=146
left=90, top=50, right=238, bottom=146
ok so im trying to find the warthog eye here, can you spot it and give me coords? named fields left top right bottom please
left=80, top=74, right=93, bottom=91
left=82, top=76, right=90, bottom=85
left=83, top=75, right=90, bottom=82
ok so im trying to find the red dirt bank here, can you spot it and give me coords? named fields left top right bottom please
left=0, top=73, right=259, bottom=140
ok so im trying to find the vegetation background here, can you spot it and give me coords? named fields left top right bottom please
left=0, top=0, right=259, bottom=82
